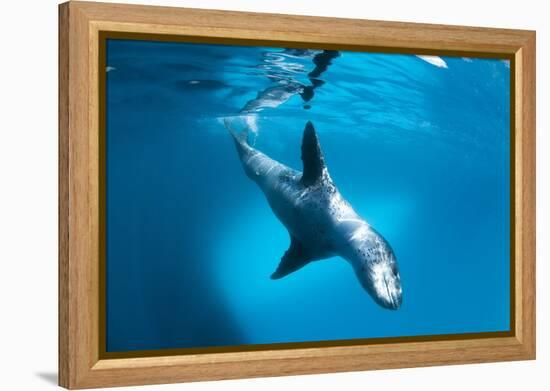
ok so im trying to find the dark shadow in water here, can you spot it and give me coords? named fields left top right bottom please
left=105, top=118, right=248, bottom=351
left=308, top=50, right=340, bottom=79
left=173, top=79, right=228, bottom=91
left=162, top=62, right=204, bottom=72
left=239, top=49, right=340, bottom=114
left=300, top=50, right=340, bottom=105
left=35, top=372, right=57, bottom=385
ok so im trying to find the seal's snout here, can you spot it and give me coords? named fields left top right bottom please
left=383, top=276, right=402, bottom=310
left=367, top=261, right=402, bottom=310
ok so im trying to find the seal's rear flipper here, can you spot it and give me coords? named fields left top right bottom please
left=224, top=117, right=250, bottom=159
left=224, top=118, right=249, bottom=145
left=271, top=236, right=311, bottom=279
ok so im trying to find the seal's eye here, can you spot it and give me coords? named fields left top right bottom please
left=390, top=263, right=398, bottom=275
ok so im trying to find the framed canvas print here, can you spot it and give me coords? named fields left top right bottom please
left=58, top=1, right=536, bottom=389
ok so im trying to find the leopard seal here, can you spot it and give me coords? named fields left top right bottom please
left=227, top=120, right=402, bottom=310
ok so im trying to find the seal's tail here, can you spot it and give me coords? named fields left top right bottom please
left=224, top=118, right=249, bottom=146
left=224, top=117, right=251, bottom=159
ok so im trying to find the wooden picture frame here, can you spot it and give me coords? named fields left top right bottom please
left=59, top=1, right=536, bottom=389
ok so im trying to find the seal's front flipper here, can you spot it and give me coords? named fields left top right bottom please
left=300, top=121, right=326, bottom=186
left=271, top=236, right=311, bottom=279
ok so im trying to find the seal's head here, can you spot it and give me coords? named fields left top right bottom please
left=365, top=252, right=402, bottom=310
left=347, top=226, right=402, bottom=310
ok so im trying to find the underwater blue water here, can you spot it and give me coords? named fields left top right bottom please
left=105, top=39, right=510, bottom=352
